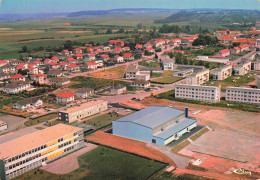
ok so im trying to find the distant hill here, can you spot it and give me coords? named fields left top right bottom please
left=154, top=10, right=260, bottom=24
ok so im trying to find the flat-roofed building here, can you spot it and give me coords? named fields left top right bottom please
left=160, top=56, right=175, bottom=71
left=58, top=100, right=107, bottom=123
left=0, top=124, right=84, bottom=180
left=212, top=65, right=232, bottom=80
left=172, top=68, right=194, bottom=77
left=186, top=69, right=209, bottom=85
left=256, top=75, right=260, bottom=88
left=252, top=60, right=260, bottom=70
left=226, top=86, right=260, bottom=104
left=110, top=85, right=126, bottom=95
left=233, top=60, right=251, bottom=75
left=175, top=84, right=221, bottom=103
left=113, top=106, right=197, bottom=146
left=0, top=121, right=7, bottom=133
left=49, top=77, right=70, bottom=85
left=130, top=80, right=150, bottom=89
left=75, top=88, right=94, bottom=99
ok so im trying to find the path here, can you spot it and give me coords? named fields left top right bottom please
left=147, top=143, right=191, bottom=169
left=41, top=143, right=97, bottom=174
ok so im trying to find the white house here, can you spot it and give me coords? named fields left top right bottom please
left=0, top=121, right=7, bottom=133
left=75, top=88, right=94, bottom=98
left=3, top=81, right=31, bottom=94
left=130, top=80, right=150, bottom=89
left=56, top=92, right=75, bottom=103
left=13, top=98, right=43, bottom=110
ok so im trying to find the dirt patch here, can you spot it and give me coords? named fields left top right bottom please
left=52, top=88, right=77, bottom=95
left=0, top=28, right=12, bottom=31
left=86, top=131, right=175, bottom=165
left=1, top=105, right=32, bottom=117
left=89, top=66, right=126, bottom=79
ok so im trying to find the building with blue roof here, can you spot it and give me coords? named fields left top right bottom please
left=112, top=106, right=197, bottom=146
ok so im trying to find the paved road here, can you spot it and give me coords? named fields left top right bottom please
left=229, top=50, right=256, bottom=64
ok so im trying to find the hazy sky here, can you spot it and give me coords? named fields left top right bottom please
left=0, top=0, right=259, bottom=14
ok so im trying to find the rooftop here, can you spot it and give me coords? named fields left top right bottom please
left=59, top=100, right=105, bottom=113
left=76, top=88, right=94, bottom=93
left=56, top=92, right=75, bottom=98
left=4, top=81, right=30, bottom=88
left=114, top=106, right=186, bottom=129
left=0, top=124, right=82, bottom=159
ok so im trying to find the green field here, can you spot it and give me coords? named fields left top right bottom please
left=16, top=146, right=166, bottom=180
left=83, top=112, right=125, bottom=129
left=24, top=113, right=57, bottom=126
left=152, top=77, right=182, bottom=84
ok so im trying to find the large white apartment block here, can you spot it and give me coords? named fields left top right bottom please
left=58, top=100, right=107, bottom=123
left=212, top=65, right=232, bottom=80
left=0, top=124, right=84, bottom=180
left=226, top=86, right=260, bottom=104
left=0, top=121, right=8, bottom=133
left=175, top=84, right=221, bottom=103
left=186, top=69, right=209, bottom=85
left=3, top=81, right=31, bottom=94
left=233, top=61, right=251, bottom=75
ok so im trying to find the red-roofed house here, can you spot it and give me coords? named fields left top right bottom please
left=239, top=44, right=249, bottom=52
left=123, top=53, right=134, bottom=61
left=11, top=74, right=25, bottom=82
left=231, top=47, right=241, bottom=54
left=114, top=55, right=124, bottom=63
left=145, top=47, right=154, bottom=53
left=123, top=47, right=130, bottom=51
left=109, top=40, right=124, bottom=47
left=86, top=47, right=93, bottom=52
left=44, top=59, right=52, bottom=65
left=67, top=64, right=80, bottom=72
left=88, top=54, right=96, bottom=61
left=29, top=68, right=38, bottom=75
left=59, top=62, right=68, bottom=70
left=74, top=48, right=82, bottom=54
left=30, top=73, right=46, bottom=83
left=0, top=60, right=8, bottom=67
left=67, top=58, right=76, bottom=62
left=63, top=50, right=70, bottom=56
left=51, top=57, right=59, bottom=62
left=86, top=61, right=97, bottom=70
left=101, top=54, right=110, bottom=61
left=218, top=49, right=230, bottom=57
left=33, top=60, right=43, bottom=66
left=144, top=42, right=152, bottom=49
left=56, top=92, right=75, bottom=103
left=114, top=47, right=122, bottom=53
left=103, top=46, right=110, bottom=52
left=75, top=53, right=83, bottom=60
left=175, top=50, right=184, bottom=54
left=135, top=44, right=143, bottom=49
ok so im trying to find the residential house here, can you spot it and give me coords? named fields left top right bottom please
left=123, top=53, right=134, bottom=61
left=0, top=73, right=11, bottom=81
left=67, top=64, right=80, bottom=72
left=0, top=64, right=16, bottom=73
left=47, top=69, right=64, bottom=77
left=88, top=54, right=96, bottom=61
left=51, top=57, right=59, bottom=62
left=233, top=60, right=251, bottom=75
left=75, top=53, right=83, bottom=60
left=218, top=49, right=230, bottom=57
left=74, top=48, right=82, bottom=54
left=49, top=77, right=70, bottom=85
left=13, top=97, right=43, bottom=110
left=56, top=92, right=75, bottom=103
left=239, top=44, right=250, bottom=52
left=30, top=73, right=46, bottom=83
left=186, top=69, right=210, bottom=85
left=59, top=62, right=68, bottom=70
left=86, top=61, right=97, bottom=70
left=110, top=85, right=127, bottom=94
left=231, top=47, right=240, bottom=54
left=226, top=86, right=260, bottom=104
left=252, top=60, right=260, bottom=70
left=114, top=55, right=124, bottom=63
left=3, top=81, right=31, bottom=94
left=75, top=88, right=94, bottom=98
left=160, top=56, right=175, bottom=71
left=62, top=50, right=70, bottom=56
left=130, top=80, right=150, bottom=89
left=11, top=74, right=25, bottom=82
left=0, top=121, right=7, bottom=133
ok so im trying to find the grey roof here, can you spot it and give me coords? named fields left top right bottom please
left=114, top=106, right=184, bottom=129
left=125, top=64, right=139, bottom=73
left=15, top=97, right=41, bottom=106
left=76, top=88, right=94, bottom=93
left=4, top=81, right=30, bottom=88
left=153, top=118, right=197, bottom=139
left=49, top=77, right=70, bottom=82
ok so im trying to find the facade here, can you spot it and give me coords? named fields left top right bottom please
left=212, top=65, right=232, bottom=80
left=67, top=64, right=80, bottom=72
left=0, top=121, right=8, bottom=133
left=56, top=92, right=75, bottom=103
left=110, top=85, right=127, bottom=94
left=75, top=88, right=94, bottom=98
left=186, top=69, right=209, bottom=85
left=86, top=62, right=97, bottom=70
left=3, top=81, right=31, bottom=94
left=30, top=74, right=46, bottom=84
left=226, top=86, right=260, bottom=104
left=233, top=60, right=251, bottom=75
left=256, top=75, right=260, bottom=88
left=0, top=124, right=84, bottom=180
left=172, top=69, right=194, bottom=77
left=47, top=69, right=64, bottom=77
left=160, top=56, right=175, bottom=71
left=11, top=74, right=25, bottom=82
left=113, top=106, right=197, bottom=146
left=0, top=73, right=11, bottom=81
left=0, top=65, right=16, bottom=74
left=175, top=84, right=221, bottom=103
left=252, top=60, right=260, bottom=70
left=13, top=98, right=43, bottom=110
left=130, top=80, right=150, bottom=89
left=125, top=64, right=140, bottom=79
left=58, top=100, right=107, bottom=123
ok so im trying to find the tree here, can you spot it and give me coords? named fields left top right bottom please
left=155, top=53, right=158, bottom=59
left=183, top=58, right=188, bottom=65
left=106, top=29, right=112, bottom=34
left=118, top=28, right=124, bottom=33
left=205, top=62, right=210, bottom=68
left=63, top=40, right=73, bottom=51
left=137, top=23, right=143, bottom=29
left=22, top=46, right=28, bottom=53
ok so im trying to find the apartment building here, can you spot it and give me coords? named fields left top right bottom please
left=0, top=121, right=7, bottom=133
left=226, top=86, right=260, bottom=104
left=186, top=69, right=209, bottom=85
left=75, top=88, right=94, bottom=99
left=252, top=60, right=260, bottom=70
left=256, top=75, right=260, bottom=88
left=58, top=100, right=107, bottom=123
left=175, top=84, right=221, bottom=103
left=56, top=92, right=75, bottom=103
left=3, top=81, right=31, bottom=94
left=233, top=60, right=251, bottom=75
left=0, top=124, right=84, bottom=180
left=212, top=65, right=232, bottom=80
left=160, top=56, right=175, bottom=71
left=130, top=80, right=151, bottom=89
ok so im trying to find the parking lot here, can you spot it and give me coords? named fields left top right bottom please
left=0, top=114, right=27, bottom=131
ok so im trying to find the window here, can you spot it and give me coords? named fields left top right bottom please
left=152, top=139, right=156, bottom=144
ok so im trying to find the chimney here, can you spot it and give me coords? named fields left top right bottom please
left=185, top=107, right=188, bottom=117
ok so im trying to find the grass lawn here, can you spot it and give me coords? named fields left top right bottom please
left=152, top=77, right=182, bottom=84
left=163, top=71, right=175, bottom=77
left=205, top=72, right=256, bottom=91
left=15, top=146, right=166, bottom=180
left=0, top=112, right=7, bottom=117
left=89, top=65, right=126, bottom=79
left=150, top=171, right=213, bottom=180
left=24, top=113, right=57, bottom=126
left=44, top=119, right=68, bottom=127
left=35, top=127, right=45, bottom=130
left=151, top=72, right=163, bottom=78
left=139, top=59, right=160, bottom=67
left=83, top=112, right=125, bottom=129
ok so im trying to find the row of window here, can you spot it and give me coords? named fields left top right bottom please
left=227, top=94, right=259, bottom=98
left=177, top=87, right=215, bottom=92
left=226, top=97, right=260, bottom=102
left=176, top=94, right=215, bottom=100
left=176, top=91, right=215, bottom=96
left=8, top=153, right=42, bottom=170
left=227, top=91, right=259, bottom=95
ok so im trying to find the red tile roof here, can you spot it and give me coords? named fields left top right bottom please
left=234, top=47, right=240, bottom=51
left=56, top=92, right=75, bottom=98
left=51, top=57, right=59, bottom=61
left=49, top=62, right=58, bottom=66
left=33, top=60, right=42, bottom=64
left=86, top=61, right=97, bottom=66
left=75, top=53, right=83, bottom=57
left=67, top=58, right=75, bottom=61
left=74, top=48, right=82, bottom=51
left=220, top=49, right=230, bottom=54
left=67, top=64, right=79, bottom=68
left=123, top=53, right=132, bottom=58
left=59, top=62, right=68, bottom=66
left=63, top=50, right=69, bottom=53
left=44, top=59, right=51, bottom=63
left=239, top=44, right=249, bottom=49
left=11, top=74, right=24, bottom=79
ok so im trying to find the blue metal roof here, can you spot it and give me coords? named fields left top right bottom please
left=114, top=106, right=184, bottom=128
left=153, top=118, right=197, bottom=139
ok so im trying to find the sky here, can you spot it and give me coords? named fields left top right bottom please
left=0, top=0, right=259, bottom=14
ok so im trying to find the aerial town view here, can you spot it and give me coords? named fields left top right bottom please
left=0, top=0, right=259, bottom=179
